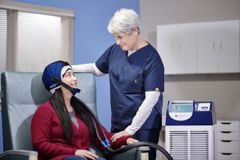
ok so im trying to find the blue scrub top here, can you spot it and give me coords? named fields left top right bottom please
left=96, top=43, right=164, bottom=130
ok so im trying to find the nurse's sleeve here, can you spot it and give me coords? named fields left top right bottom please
left=72, top=63, right=105, bottom=76
left=125, top=91, right=160, bottom=135
left=72, top=45, right=111, bottom=75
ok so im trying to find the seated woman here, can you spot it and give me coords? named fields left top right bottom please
left=31, top=60, right=137, bottom=160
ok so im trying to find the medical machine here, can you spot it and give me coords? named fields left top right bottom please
left=165, top=100, right=216, bottom=160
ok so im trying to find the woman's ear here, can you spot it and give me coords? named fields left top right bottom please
left=132, top=27, right=140, bottom=35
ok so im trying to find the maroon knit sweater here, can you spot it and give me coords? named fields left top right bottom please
left=31, top=101, right=130, bottom=160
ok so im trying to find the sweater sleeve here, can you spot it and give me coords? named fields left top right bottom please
left=92, top=123, right=131, bottom=150
left=125, top=91, right=160, bottom=135
left=31, top=103, right=76, bottom=159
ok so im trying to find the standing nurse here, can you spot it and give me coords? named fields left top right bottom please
left=73, top=8, right=164, bottom=160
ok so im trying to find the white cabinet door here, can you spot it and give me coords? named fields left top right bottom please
left=198, top=20, right=239, bottom=73
left=218, top=20, right=239, bottom=73
left=198, top=22, right=219, bottom=73
left=176, top=24, right=197, bottom=74
left=157, top=25, right=178, bottom=74
left=157, top=24, right=197, bottom=74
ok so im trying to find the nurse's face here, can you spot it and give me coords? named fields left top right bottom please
left=113, top=30, right=138, bottom=51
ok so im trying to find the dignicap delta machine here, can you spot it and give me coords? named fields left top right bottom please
left=165, top=100, right=216, bottom=160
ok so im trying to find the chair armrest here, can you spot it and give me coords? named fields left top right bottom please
left=0, top=150, right=38, bottom=160
left=108, top=146, right=150, bottom=160
left=138, top=146, right=150, bottom=160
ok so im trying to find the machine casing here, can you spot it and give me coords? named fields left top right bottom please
left=165, top=100, right=216, bottom=160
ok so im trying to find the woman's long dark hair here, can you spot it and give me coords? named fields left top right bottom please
left=50, top=88, right=95, bottom=142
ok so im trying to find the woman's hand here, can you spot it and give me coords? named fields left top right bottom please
left=111, top=130, right=130, bottom=142
left=75, top=149, right=98, bottom=160
left=126, top=137, right=139, bottom=144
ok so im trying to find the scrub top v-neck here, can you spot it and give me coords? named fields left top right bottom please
left=96, top=43, right=164, bottom=130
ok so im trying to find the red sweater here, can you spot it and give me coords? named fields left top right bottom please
left=31, top=101, right=129, bottom=160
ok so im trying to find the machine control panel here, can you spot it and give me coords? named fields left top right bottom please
left=166, top=100, right=216, bottom=125
left=169, top=101, right=193, bottom=121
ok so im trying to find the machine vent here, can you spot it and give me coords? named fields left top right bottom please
left=190, top=131, right=209, bottom=160
left=169, top=131, right=188, bottom=160
left=213, top=129, right=216, bottom=160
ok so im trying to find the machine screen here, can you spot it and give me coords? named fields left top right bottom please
left=170, top=103, right=193, bottom=113
left=168, top=101, right=194, bottom=121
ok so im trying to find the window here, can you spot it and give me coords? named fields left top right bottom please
left=16, top=12, right=70, bottom=71
left=0, top=9, right=7, bottom=73
left=0, top=1, right=74, bottom=105
left=0, top=1, right=73, bottom=72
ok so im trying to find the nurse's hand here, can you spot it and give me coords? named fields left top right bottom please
left=111, top=130, right=130, bottom=142
left=126, top=137, right=139, bottom=144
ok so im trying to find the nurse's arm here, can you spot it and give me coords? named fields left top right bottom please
left=72, top=63, right=105, bottom=76
left=125, top=91, right=160, bottom=135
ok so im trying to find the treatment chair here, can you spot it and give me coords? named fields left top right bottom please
left=0, top=71, right=148, bottom=160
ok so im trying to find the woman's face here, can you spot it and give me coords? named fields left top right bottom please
left=113, top=29, right=138, bottom=51
left=62, top=69, right=77, bottom=90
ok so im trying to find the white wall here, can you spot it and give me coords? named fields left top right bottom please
left=140, top=0, right=240, bottom=120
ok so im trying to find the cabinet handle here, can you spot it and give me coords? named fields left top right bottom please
left=221, top=131, right=232, bottom=134
left=221, top=153, right=232, bottom=155
left=220, top=42, right=223, bottom=51
left=212, top=43, right=215, bottom=51
left=221, top=140, right=232, bottom=142
left=171, top=44, right=175, bottom=53
left=221, top=122, right=231, bottom=125
left=178, top=44, right=181, bottom=53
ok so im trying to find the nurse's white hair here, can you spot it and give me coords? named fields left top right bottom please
left=107, top=8, right=140, bottom=34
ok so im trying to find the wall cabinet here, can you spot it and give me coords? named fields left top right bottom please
left=157, top=20, right=240, bottom=75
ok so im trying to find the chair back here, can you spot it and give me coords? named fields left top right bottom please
left=1, top=72, right=97, bottom=151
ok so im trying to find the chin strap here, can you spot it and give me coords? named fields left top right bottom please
left=52, top=77, right=81, bottom=95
